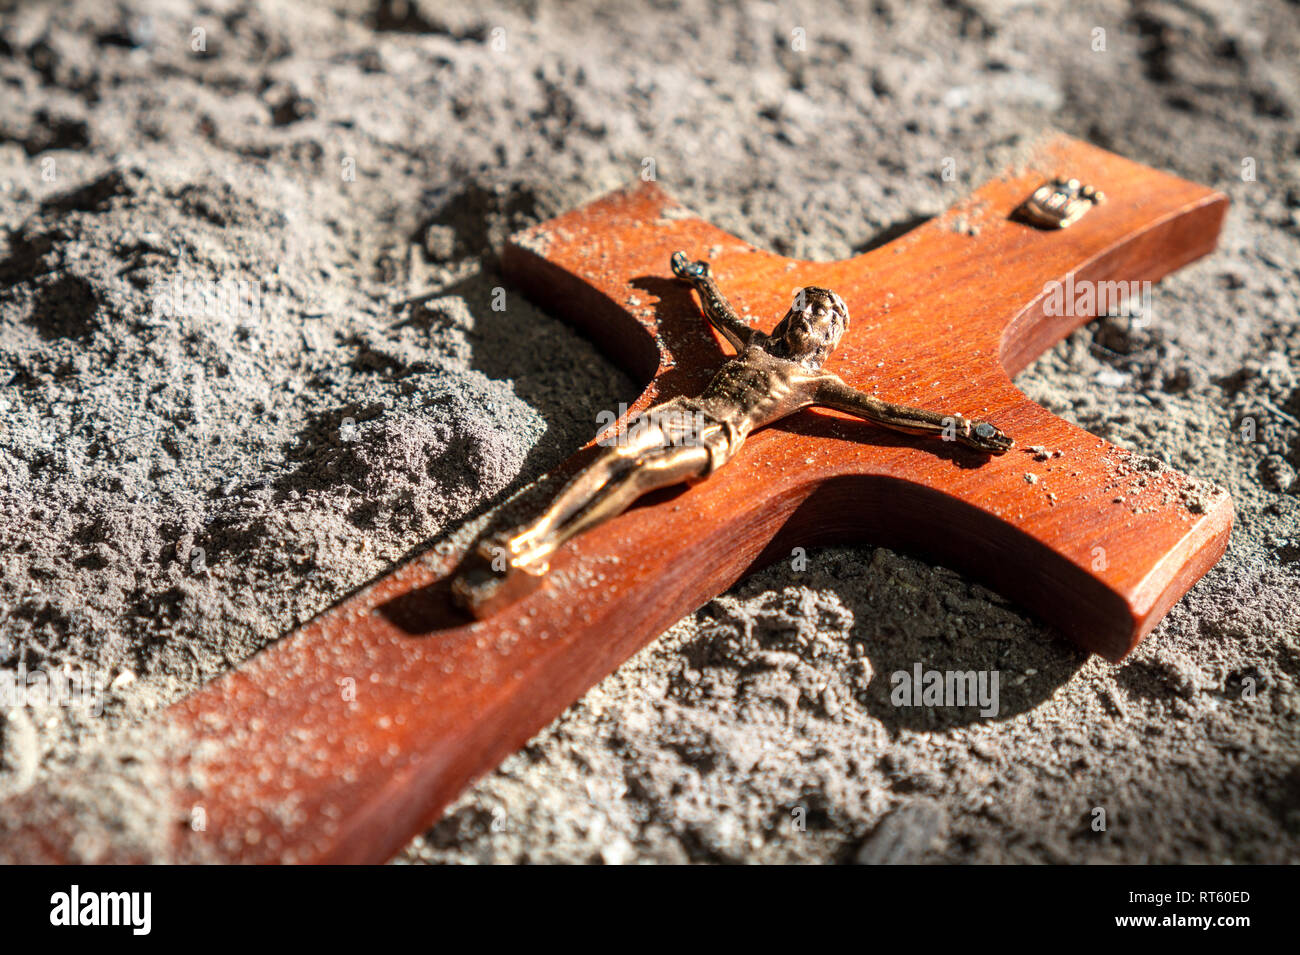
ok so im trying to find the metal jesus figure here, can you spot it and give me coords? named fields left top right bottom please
left=454, top=252, right=1013, bottom=612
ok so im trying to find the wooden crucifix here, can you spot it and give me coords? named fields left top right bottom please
left=0, top=133, right=1231, bottom=864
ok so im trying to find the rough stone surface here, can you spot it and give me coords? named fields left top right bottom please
left=0, top=0, right=1297, bottom=863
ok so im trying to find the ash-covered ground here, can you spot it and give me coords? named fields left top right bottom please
left=0, top=0, right=1297, bottom=863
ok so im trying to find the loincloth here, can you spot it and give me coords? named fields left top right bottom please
left=643, top=397, right=737, bottom=476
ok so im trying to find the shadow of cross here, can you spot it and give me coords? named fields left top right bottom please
left=0, top=134, right=1231, bottom=866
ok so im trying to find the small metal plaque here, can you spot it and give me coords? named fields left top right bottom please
left=1018, top=177, right=1105, bottom=229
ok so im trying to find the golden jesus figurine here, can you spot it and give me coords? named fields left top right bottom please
left=453, top=252, right=1013, bottom=612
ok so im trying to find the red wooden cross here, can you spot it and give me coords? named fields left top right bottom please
left=0, top=133, right=1230, bottom=863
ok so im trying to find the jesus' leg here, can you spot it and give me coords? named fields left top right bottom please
left=508, top=442, right=712, bottom=572
left=506, top=402, right=707, bottom=564
left=504, top=448, right=634, bottom=558
left=453, top=403, right=717, bottom=614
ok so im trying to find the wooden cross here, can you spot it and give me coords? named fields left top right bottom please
left=1, top=133, right=1231, bottom=864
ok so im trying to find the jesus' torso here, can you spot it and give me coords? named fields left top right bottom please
left=690, top=344, right=822, bottom=447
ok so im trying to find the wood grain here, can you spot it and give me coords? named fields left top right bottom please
left=0, top=132, right=1230, bottom=864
